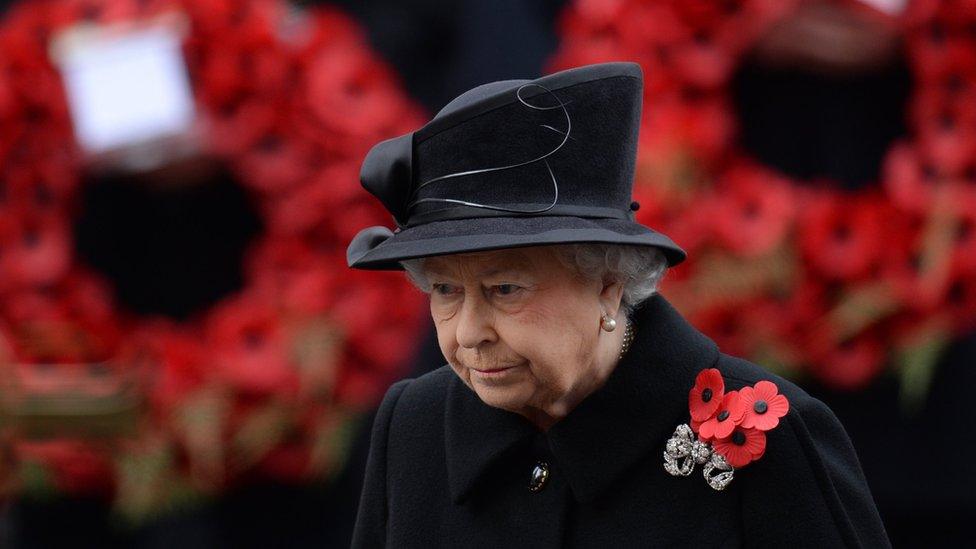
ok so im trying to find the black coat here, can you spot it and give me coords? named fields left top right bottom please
left=352, top=295, right=890, bottom=548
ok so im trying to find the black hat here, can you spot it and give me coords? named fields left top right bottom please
left=346, top=62, right=685, bottom=270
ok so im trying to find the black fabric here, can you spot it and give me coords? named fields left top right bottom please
left=406, top=203, right=633, bottom=225
left=352, top=295, right=890, bottom=548
left=348, top=63, right=686, bottom=270
left=411, top=75, right=641, bottom=221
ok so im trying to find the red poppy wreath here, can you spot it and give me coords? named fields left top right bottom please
left=0, top=0, right=425, bottom=517
left=552, top=0, right=976, bottom=393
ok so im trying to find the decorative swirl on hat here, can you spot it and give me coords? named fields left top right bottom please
left=407, top=83, right=571, bottom=217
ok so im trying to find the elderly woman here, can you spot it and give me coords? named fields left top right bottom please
left=346, top=63, right=889, bottom=548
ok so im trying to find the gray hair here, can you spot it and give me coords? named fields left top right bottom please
left=400, top=244, right=667, bottom=317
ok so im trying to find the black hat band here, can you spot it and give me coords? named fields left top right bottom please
left=405, top=203, right=633, bottom=227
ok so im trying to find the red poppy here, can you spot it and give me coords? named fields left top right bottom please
left=689, top=305, right=752, bottom=359
left=711, top=164, right=796, bottom=257
left=208, top=100, right=281, bottom=156
left=798, top=193, right=887, bottom=282
left=616, top=3, right=687, bottom=61
left=205, top=295, right=299, bottom=397
left=711, top=427, right=767, bottom=468
left=943, top=271, right=976, bottom=331
left=697, top=390, right=744, bottom=441
left=737, top=380, right=790, bottom=431
left=670, top=38, right=735, bottom=90
left=239, top=133, right=315, bottom=193
left=196, top=46, right=246, bottom=107
left=265, top=162, right=361, bottom=236
left=303, top=48, right=405, bottom=138
left=688, top=368, right=724, bottom=422
left=0, top=214, right=72, bottom=288
left=882, top=142, right=935, bottom=213
left=878, top=213, right=951, bottom=314
left=950, top=191, right=976, bottom=275
left=680, top=96, right=737, bottom=162
left=916, top=116, right=976, bottom=178
left=808, top=331, right=887, bottom=391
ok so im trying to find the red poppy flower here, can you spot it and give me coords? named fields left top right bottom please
left=916, top=116, right=976, bottom=178
left=670, top=38, right=735, bottom=90
left=239, top=133, right=314, bottom=193
left=689, top=368, right=724, bottom=422
left=266, top=162, right=361, bottom=236
left=711, top=164, right=796, bottom=257
left=798, top=193, right=886, bottom=282
left=882, top=142, right=935, bottom=213
left=697, top=390, right=744, bottom=441
left=877, top=212, right=951, bottom=313
left=950, top=191, right=976, bottom=275
left=0, top=214, right=72, bottom=288
left=689, top=305, right=752, bottom=359
left=304, top=48, right=405, bottom=137
left=808, top=331, right=887, bottom=391
left=680, top=96, right=736, bottom=161
left=616, top=3, right=687, bottom=59
left=205, top=296, right=299, bottom=396
left=711, top=427, right=767, bottom=468
left=196, top=47, right=246, bottom=107
left=943, top=271, right=976, bottom=331
left=208, top=100, right=281, bottom=156
left=738, top=380, right=790, bottom=431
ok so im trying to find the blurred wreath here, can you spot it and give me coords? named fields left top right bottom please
left=0, top=0, right=425, bottom=520
left=552, top=0, right=976, bottom=398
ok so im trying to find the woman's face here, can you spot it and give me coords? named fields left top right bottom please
left=423, top=247, right=624, bottom=429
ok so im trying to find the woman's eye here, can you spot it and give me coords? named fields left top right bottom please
left=432, top=283, right=459, bottom=296
left=493, top=284, right=520, bottom=296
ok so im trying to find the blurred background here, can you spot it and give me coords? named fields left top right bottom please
left=0, top=0, right=973, bottom=547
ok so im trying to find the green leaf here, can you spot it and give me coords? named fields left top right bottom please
left=896, top=329, right=949, bottom=415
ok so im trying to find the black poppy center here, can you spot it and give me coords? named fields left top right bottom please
left=701, top=388, right=713, bottom=403
left=717, top=410, right=730, bottom=422
left=753, top=400, right=768, bottom=414
left=732, top=431, right=747, bottom=445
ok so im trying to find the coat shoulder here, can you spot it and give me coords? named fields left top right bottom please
left=382, top=365, right=453, bottom=430
left=711, top=354, right=891, bottom=547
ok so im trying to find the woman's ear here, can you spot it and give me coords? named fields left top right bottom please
left=598, top=279, right=625, bottom=319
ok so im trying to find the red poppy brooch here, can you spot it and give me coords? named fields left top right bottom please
left=663, top=369, right=789, bottom=491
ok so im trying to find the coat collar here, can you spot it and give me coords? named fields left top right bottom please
left=444, top=294, right=720, bottom=504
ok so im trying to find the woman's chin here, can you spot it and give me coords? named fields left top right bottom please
left=469, top=369, right=533, bottom=410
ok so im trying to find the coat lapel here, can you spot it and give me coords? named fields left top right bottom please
left=445, top=372, right=537, bottom=503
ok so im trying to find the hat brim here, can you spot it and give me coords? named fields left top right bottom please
left=347, top=216, right=686, bottom=270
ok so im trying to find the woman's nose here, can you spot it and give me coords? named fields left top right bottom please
left=454, top=294, right=497, bottom=349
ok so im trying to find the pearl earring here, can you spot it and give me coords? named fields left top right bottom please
left=601, top=314, right=617, bottom=332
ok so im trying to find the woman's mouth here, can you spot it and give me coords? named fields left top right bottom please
left=470, top=364, right=521, bottom=379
